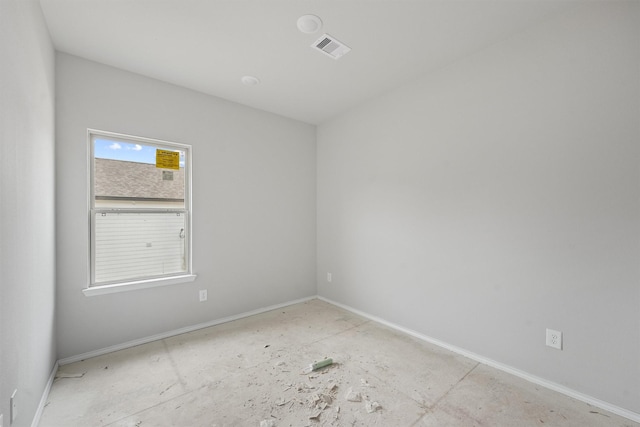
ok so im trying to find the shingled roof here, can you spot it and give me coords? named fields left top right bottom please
left=95, top=158, right=185, bottom=201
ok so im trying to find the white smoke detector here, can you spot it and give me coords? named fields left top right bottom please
left=311, top=34, right=351, bottom=60
left=297, top=14, right=322, bottom=34
left=241, top=75, right=260, bottom=86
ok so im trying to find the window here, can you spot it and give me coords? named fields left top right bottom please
left=87, top=130, right=194, bottom=295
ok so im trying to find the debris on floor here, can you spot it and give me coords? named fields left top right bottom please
left=252, top=357, right=389, bottom=426
left=360, top=379, right=374, bottom=388
left=296, top=382, right=315, bottom=392
left=302, top=357, right=333, bottom=374
left=345, top=388, right=362, bottom=402
left=54, top=372, right=86, bottom=380
left=365, top=400, right=382, bottom=413
left=308, top=408, right=322, bottom=420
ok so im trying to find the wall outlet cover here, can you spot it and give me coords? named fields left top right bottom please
left=546, top=328, right=562, bottom=350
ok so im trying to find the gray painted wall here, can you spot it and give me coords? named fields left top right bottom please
left=317, top=1, right=640, bottom=414
left=0, top=0, right=57, bottom=426
left=56, top=53, right=317, bottom=359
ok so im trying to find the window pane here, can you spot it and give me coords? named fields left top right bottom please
left=93, top=138, right=185, bottom=209
left=94, top=212, right=187, bottom=284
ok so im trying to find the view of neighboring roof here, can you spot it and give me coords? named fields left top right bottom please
left=95, top=158, right=184, bottom=201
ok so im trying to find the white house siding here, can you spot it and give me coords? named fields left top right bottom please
left=94, top=212, right=186, bottom=283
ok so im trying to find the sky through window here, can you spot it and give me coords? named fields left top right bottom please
left=94, top=138, right=185, bottom=167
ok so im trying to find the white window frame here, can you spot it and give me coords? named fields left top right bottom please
left=84, top=129, right=195, bottom=296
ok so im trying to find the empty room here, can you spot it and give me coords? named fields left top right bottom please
left=1, top=0, right=639, bottom=426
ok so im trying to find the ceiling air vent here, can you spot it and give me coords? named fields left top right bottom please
left=311, top=34, right=351, bottom=60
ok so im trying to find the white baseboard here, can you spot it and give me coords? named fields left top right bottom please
left=58, top=295, right=316, bottom=365
left=317, top=295, right=640, bottom=424
left=32, top=360, right=58, bottom=427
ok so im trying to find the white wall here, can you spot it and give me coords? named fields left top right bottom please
left=0, top=0, right=56, bottom=426
left=56, top=53, right=316, bottom=358
left=318, top=1, right=640, bottom=414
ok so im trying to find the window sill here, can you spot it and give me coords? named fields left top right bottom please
left=83, top=274, right=197, bottom=297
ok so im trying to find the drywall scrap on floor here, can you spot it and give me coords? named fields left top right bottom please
left=254, top=360, right=384, bottom=426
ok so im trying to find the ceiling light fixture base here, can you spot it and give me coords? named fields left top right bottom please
left=297, top=14, right=323, bottom=34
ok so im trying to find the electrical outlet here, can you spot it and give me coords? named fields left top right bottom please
left=546, top=328, right=562, bottom=350
left=327, top=273, right=332, bottom=283
left=10, top=389, right=17, bottom=423
left=199, top=289, right=207, bottom=302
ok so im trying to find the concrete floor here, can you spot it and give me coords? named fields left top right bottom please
left=40, top=299, right=637, bottom=427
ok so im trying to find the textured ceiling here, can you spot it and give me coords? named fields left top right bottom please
left=39, top=0, right=575, bottom=124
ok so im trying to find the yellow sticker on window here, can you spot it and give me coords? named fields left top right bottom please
left=156, top=149, right=180, bottom=170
